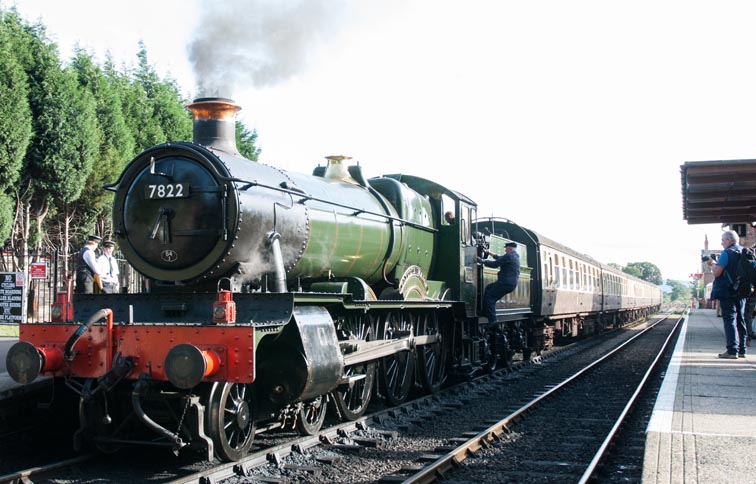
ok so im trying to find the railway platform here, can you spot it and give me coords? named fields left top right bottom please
left=643, top=308, right=756, bottom=483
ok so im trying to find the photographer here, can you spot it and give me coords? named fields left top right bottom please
left=707, top=230, right=748, bottom=359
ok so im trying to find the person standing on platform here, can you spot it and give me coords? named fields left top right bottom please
left=708, top=230, right=748, bottom=359
left=97, top=240, right=120, bottom=294
left=75, top=235, right=102, bottom=294
left=478, top=241, right=520, bottom=326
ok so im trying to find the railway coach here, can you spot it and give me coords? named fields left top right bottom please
left=476, top=218, right=662, bottom=354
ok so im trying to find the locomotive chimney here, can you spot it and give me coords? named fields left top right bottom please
left=187, top=97, right=241, bottom=155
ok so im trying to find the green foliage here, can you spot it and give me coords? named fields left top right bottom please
left=623, top=261, right=663, bottom=285
left=123, top=43, right=192, bottom=151
left=666, top=279, right=692, bottom=302
left=0, top=192, right=15, bottom=240
left=622, top=264, right=642, bottom=278
left=236, top=121, right=262, bottom=161
left=67, top=49, right=135, bottom=232
left=0, top=13, right=32, bottom=194
left=17, top=19, right=97, bottom=207
left=0, top=323, right=19, bottom=337
left=0, top=7, right=262, bottom=254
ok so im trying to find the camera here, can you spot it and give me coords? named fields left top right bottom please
left=701, top=254, right=717, bottom=262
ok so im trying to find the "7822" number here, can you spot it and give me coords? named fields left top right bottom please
left=146, top=183, right=187, bottom=199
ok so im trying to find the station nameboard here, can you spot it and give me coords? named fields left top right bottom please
left=0, top=272, right=25, bottom=323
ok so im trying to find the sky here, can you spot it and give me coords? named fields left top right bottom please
left=6, top=0, right=754, bottom=283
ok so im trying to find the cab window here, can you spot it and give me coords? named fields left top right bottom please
left=441, top=194, right=455, bottom=226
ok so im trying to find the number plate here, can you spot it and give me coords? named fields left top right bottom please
left=145, top=183, right=188, bottom=199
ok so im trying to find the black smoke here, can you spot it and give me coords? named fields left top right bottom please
left=188, top=0, right=348, bottom=96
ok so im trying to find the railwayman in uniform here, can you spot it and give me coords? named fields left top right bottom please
left=97, top=240, right=120, bottom=294
left=75, top=234, right=102, bottom=294
left=478, top=241, right=520, bottom=326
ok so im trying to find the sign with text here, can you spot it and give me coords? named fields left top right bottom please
left=30, top=262, right=47, bottom=279
left=0, top=272, right=25, bottom=323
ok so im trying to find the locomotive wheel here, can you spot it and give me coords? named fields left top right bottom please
left=332, top=313, right=376, bottom=420
left=415, top=311, right=447, bottom=393
left=378, top=311, right=415, bottom=406
left=207, top=382, right=255, bottom=462
left=295, top=395, right=328, bottom=436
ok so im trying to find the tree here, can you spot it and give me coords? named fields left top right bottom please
left=0, top=11, right=32, bottom=239
left=622, top=264, right=642, bottom=278
left=236, top=121, right=262, bottom=161
left=624, top=261, right=662, bottom=285
left=123, top=42, right=191, bottom=151
left=64, top=48, right=135, bottom=243
left=0, top=5, right=266, bottom=262
left=9, top=17, right=98, bottom=283
left=666, top=279, right=691, bottom=302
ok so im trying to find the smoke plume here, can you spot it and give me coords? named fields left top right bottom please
left=188, top=0, right=347, bottom=97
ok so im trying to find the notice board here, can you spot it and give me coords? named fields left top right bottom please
left=0, top=272, right=25, bottom=323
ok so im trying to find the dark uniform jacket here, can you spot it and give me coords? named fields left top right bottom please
left=482, top=251, right=521, bottom=286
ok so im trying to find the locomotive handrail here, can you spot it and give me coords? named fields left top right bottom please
left=103, top=142, right=437, bottom=236
left=232, top=177, right=438, bottom=233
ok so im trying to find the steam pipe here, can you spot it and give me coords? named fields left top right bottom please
left=132, top=377, right=185, bottom=451
left=267, top=231, right=287, bottom=293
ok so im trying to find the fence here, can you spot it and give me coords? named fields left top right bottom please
left=1, top=249, right=144, bottom=324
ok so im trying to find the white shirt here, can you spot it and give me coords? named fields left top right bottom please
left=97, top=253, right=120, bottom=285
left=82, top=245, right=101, bottom=275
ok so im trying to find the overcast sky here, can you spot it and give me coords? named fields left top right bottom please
left=8, top=0, right=751, bottom=283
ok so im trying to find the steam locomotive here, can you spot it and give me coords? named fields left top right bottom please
left=5, top=98, right=662, bottom=462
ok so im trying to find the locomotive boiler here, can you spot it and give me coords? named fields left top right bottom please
left=114, top=98, right=434, bottom=294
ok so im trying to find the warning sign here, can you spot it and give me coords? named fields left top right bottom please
left=30, top=262, right=47, bottom=279
left=0, top=272, right=25, bottom=323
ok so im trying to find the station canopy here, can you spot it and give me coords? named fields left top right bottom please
left=681, top=159, right=756, bottom=224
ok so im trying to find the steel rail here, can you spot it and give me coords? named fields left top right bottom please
left=398, top=312, right=679, bottom=484
left=0, top=453, right=95, bottom=484
left=576, top=309, right=687, bottom=483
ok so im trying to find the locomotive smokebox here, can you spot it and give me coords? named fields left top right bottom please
left=187, top=97, right=241, bottom=155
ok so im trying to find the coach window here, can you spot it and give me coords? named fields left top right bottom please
left=582, top=265, right=586, bottom=291
left=569, top=259, right=575, bottom=290
left=579, top=264, right=584, bottom=291
left=562, top=256, right=567, bottom=288
left=554, top=255, right=560, bottom=287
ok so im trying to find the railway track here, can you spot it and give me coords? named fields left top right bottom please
left=398, top=311, right=684, bottom=483
left=0, top=313, right=678, bottom=484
